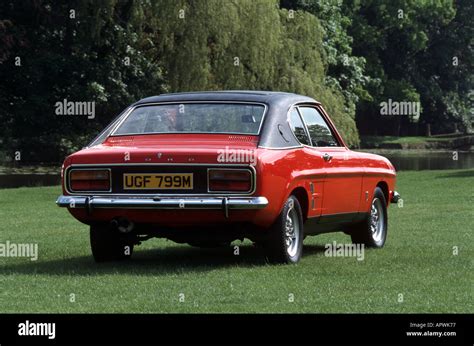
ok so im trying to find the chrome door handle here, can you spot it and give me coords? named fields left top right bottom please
left=322, top=153, right=332, bottom=162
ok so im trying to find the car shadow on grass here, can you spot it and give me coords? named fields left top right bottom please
left=0, top=243, right=328, bottom=276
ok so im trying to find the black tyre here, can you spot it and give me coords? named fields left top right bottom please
left=350, top=187, right=388, bottom=247
left=263, top=195, right=304, bottom=264
left=90, top=225, right=134, bottom=262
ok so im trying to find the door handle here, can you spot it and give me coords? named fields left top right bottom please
left=322, top=153, right=333, bottom=162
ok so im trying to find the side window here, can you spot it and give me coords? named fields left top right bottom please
left=289, top=108, right=310, bottom=146
left=299, top=107, right=339, bottom=147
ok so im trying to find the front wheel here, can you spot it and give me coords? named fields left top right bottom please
left=263, top=195, right=304, bottom=264
left=350, top=187, right=388, bottom=248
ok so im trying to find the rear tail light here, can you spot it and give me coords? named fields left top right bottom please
left=69, top=169, right=110, bottom=191
left=208, top=169, right=252, bottom=192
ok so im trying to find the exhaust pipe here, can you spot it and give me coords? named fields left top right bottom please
left=110, top=217, right=135, bottom=234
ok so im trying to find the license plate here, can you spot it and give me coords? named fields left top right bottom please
left=123, top=173, right=193, bottom=190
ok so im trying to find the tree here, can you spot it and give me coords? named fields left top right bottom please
left=345, top=0, right=471, bottom=135
left=0, top=0, right=167, bottom=162
left=151, top=0, right=360, bottom=145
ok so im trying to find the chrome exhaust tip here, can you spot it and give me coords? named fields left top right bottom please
left=111, top=218, right=134, bottom=233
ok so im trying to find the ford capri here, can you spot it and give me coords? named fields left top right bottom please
left=57, top=91, right=400, bottom=264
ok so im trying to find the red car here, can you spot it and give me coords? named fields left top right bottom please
left=57, top=91, right=400, bottom=264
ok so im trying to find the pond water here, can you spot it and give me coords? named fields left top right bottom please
left=0, top=151, right=473, bottom=188
left=366, top=150, right=474, bottom=171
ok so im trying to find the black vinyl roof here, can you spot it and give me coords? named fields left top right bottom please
left=132, top=91, right=321, bottom=148
left=134, top=90, right=318, bottom=106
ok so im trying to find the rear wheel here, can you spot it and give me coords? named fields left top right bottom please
left=350, top=187, right=387, bottom=247
left=90, top=225, right=134, bottom=262
left=263, top=195, right=304, bottom=264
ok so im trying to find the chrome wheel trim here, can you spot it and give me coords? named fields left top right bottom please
left=284, top=201, right=300, bottom=257
left=370, top=198, right=385, bottom=243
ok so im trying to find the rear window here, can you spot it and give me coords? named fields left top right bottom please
left=113, top=103, right=266, bottom=135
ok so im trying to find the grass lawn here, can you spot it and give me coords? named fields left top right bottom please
left=0, top=169, right=472, bottom=313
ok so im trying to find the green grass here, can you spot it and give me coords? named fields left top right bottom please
left=0, top=169, right=473, bottom=313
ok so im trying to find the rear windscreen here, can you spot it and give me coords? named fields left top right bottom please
left=112, top=103, right=266, bottom=135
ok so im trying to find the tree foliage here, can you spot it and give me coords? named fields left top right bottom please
left=0, top=0, right=471, bottom=163
left=0, top=0, right=167, bottom=162
left=344, top=0, right=472, bottom=135
left=150, top=0, right=360, bottom=145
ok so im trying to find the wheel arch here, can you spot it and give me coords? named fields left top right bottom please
left=289, top=186, right=309, bottom=222
left=376, top=181, right=389, bottom=205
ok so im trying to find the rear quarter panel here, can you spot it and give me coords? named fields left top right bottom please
left=356, top=151, right=397, bottom=212
left=256, top=147, right=325, bottom=224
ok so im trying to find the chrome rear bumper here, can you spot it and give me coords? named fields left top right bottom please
left=56, top=195, right=268, bottom=217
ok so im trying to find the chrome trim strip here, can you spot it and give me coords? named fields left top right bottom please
left=109, top=101, right=268, bottom=137
left=257, top=145, right=302, bottom=150
left=68, top=163, right=250, bottom=167
left=86, top=107, right=132, bottom=148
left=56, top=195, right=268, bottom=210
left=287, top=102, right=313, bottom=145
left=64, top=163, right=257, bottom=196
left=286, top=104, right=303, bottom=146
left=296, top=106, right=314, bottom=146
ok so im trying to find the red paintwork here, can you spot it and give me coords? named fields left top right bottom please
left=61, top=109, right=397, bottom=231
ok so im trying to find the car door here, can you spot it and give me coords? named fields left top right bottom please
left=298, top=106, right=362, bottom=220
left=288, top=107, right=325, bottom=218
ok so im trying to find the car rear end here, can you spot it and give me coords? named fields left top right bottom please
left=59, top=148, right=267, bottom=226
left=56, top=102, right=276, bottom=242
